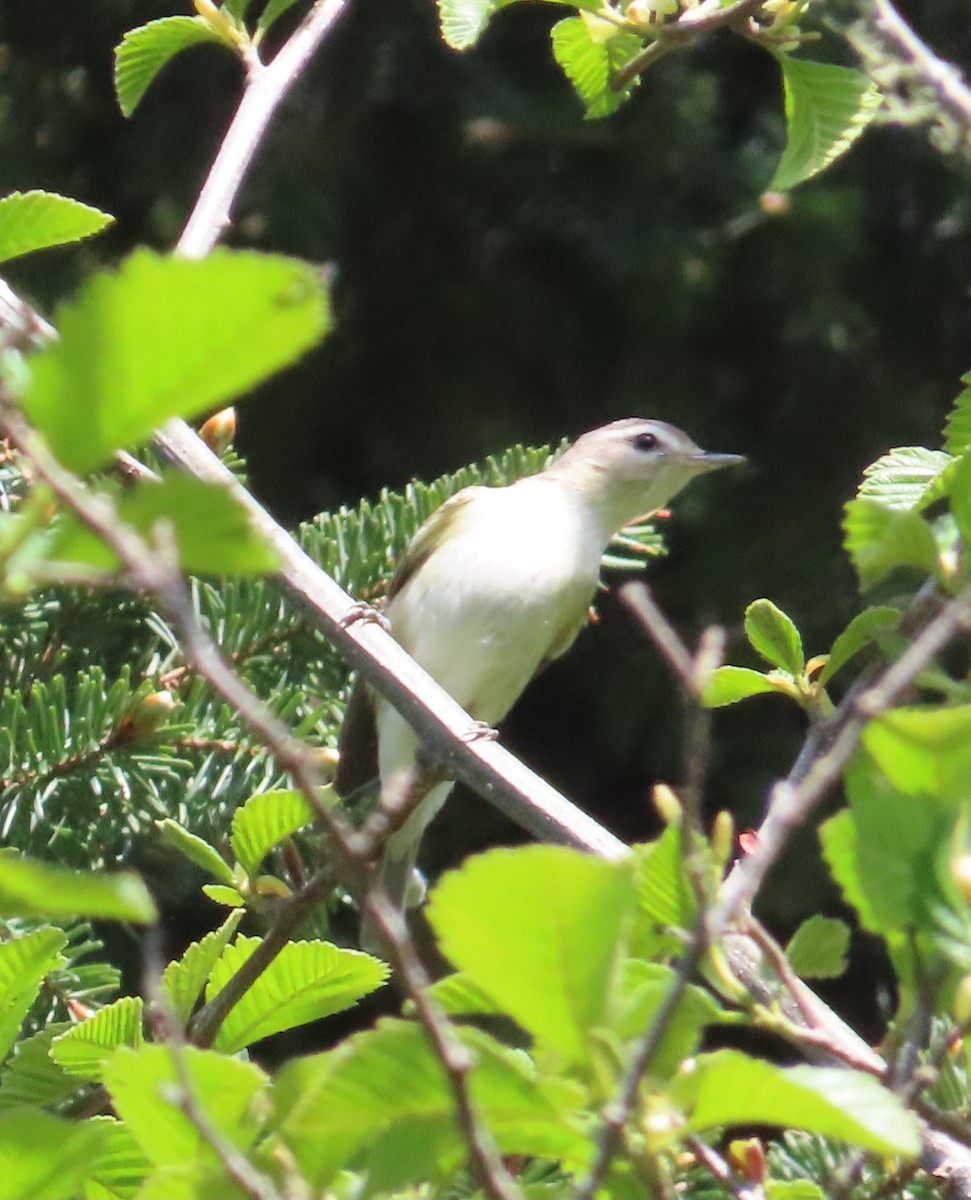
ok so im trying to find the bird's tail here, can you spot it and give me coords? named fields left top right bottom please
left=358, top=782, right=450, bottom=956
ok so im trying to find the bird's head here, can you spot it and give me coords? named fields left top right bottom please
left=547, top=417, right=744, bottom=535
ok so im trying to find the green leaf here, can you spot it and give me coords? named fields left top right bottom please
left=820, top=754, right=950, bottom=933
left=863, top=704, right=971, bottom=802
left=945, top=451, right=971, bottom=549
left=0, top=928, right=68, bottom=1064
left=114, top=17, right=228, bottom=118
left=672, top=1049, right=919, bottom=1156
left=0, top=1026, right=80, bottom=1111
left=161, top=911, right=245, bottom=1025
left=102, top=1045, right=268, bottom=1167
left=155, top=819, right=234, bottom=884
left=85, top=1117, right=152, bottom=1200
left=818, top=605, right=899, bottom=685
left=767, top=1184, right=827, bottom=1200
left=785, top=915, right=849, bottom=980
left=51, top=996, right=144, bottom=1080
left=23, top=248, right=329, bottom=475
left=257, top=0, right=304, bottom=35
left=858, top=446, right=953, bottom=511
left=423, top=972, right=504, bottom=1016
left=207, top=935, right=388, bottom=1053
left=0, top=191, right=113, bottom=264
left=769, top=55, right=881, bottom=192
left=702, top=665, right=778, bottom=707
left=437, top=0, right=516, bottom=50
left=201, top=884, right=245, bottom=907
left=427, top=846, right=636, bottom=1065
left=48, top=475, right=281, bottom=577
left=273, top=1019, right=587, bottom=1192
left=744, top=598, right=804, bottom=673
left=230, top=788, right=318, bottom=879
left=550, top=18, right=641, bottom=120
left=631, top=826, right=697, bottom=960
left=843, top=498, right=940, bottom=589
left=0, top=854, right=157, bottom=924
left=944, top=377, right=971, bottom=454
left=0, top=1108, right=106, bottom=1200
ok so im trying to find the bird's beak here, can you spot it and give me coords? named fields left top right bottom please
left=690, top=452, right=746, bottom=473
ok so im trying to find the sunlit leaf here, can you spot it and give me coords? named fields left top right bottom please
left=0, top=1025, right=79, bottom=1111
left=858, top=446, right=952, bottom=511
left=769, top=55, right=881, bottom=191
left=51, top=996, right=144, bottom=1080
left=0, top=1108, right=106, bottom=1199
left=23, top=249, right=329, bottom=474
left=842, top=498, right=940, bottom=589
left=672, top=1049, right=919, bottom=1155
left=863, top=704, right=971, bottom=802
left=161, top=911, right=245, bottom=1025
left=785, top=915, right=849, bottom=980
left=550, top=18, right=641, bottom=120
left=0, top=928, right=68, bottom=1064
left=818, top=605, right=899, bottom=685
left=0, top=854, right=156, bottom=924
left=426, top=846, right=636, bottom=1064
left=208, top=935, right=387, bottom=1053
left=114, top=17, right=228, bottom=117
left=0, top=191, right=113, bottom=264
left=230, top=788, right=318, bottom=880
left=745, top=598, right=804, bottom=673
left=155, top=819, right=234, bottom=884
left=944, top=376, right=971, bottom=454
left=702, top=665, right=778, bottom=707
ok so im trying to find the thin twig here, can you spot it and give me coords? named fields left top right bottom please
left=572, top=923, right=708, bottom=1200
left=711, top=572, right=971, bottom=937
left=870, top=0, right=971, bottom=131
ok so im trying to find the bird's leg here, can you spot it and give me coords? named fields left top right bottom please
left=339, top=601, right=391, bottom=632
left=458, top=720, right=499, bottom=743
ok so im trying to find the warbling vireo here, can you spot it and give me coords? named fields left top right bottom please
left=336, top=418, right=742, bottom=938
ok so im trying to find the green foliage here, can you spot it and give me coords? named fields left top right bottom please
left=51, top=996, right=144, bottom=1080
left=744, top=598, right=804, bottom=674
left=549, top=19, right=641, bottom=120
left=0, top=1108, right=107, bottom=1200
left=161, top=911, right=244, bottom=1024
left=784, top=915, right=849, bottom=980
left=843, top=498, right=941, bottom=589
left=0, top=192, right=113, bottom=264
left=0, top=928, right=67, bottom=1063
left=769, top=56, right=881, bottom=192
left=0, top=855, right=157, bottom=924
left=229, top=788, right=317, bottom=880
left=21, top=249, right=329, bottom=474
left=114, top=18, right=229, bottom=118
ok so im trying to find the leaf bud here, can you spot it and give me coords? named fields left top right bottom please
left=199, top=407, right=237, bottom=455
left=652, top=783, right=682, bottom=825
left=114, top=690, right=176, bottom=744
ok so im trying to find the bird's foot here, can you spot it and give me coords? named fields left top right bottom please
left=459, top=720, right=499, bottom=744
left=340, top=601, right=391, bottom=632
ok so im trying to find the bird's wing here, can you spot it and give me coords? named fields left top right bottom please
left=386, top=488, right=482, bottom=601
left=334, top=674, right=379, bottom=798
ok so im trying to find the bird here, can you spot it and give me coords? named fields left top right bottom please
left=334, top=418, right=743, bottom=945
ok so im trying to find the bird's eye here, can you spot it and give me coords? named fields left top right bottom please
left=631, top=432, right=659, bottom=452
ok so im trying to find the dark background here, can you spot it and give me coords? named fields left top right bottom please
left=2, top=0, right=970, bottom=1029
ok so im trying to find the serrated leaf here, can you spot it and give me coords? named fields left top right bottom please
left=863, top=704, right=971, bottom=802
left=0, top=855, right=156, bottom=924
left=672, top=1049, right=919, bottom=1156
left=944, top=451, right=971, bottom=548
left=230, top=789, right=318, bottom=879
left=161, top=911, right=245, bottom=1025
left=818, top=605, right=899, bottom=685
left=85, top=1117, right=152, bottom=1200
left=51, top=996, right=144, bottom=1080
left=745, top=598, right=804, bottom=673
left=550, top=18, right=641, bottom=120
left=426, top=845, right=636, bottom=1065
left=257, top=0, right=303, bottom=35
left=48, top=475, right=280, bottom=577
left=437, top=0, right=515, bottom=49
left=207, top=935, right=387, bottom=1053
left=156, top=819, right=234, bottom=884
left=202, top=884, right=245, bottom=907
left=423, top=972, right=504, bottom=1016
left=632, top=826, right=697, bottom=959
left=820, top=754, right=950, bottom=934
left=0, top=928, right=68, bottom=1064
left=23, top=248, right=329, bottom=475
left=114, top=17, right=228, bottom=118
left=102, top=1045, right=268, bottom=1167
left=843, top=498, right=940, bottom=589
left=702, top=665, right=778, bottom=707
left=944, top=377, right=971, bottom=453
left=0, top=1025, right=80, bottom=1111
left=769, top=55, right=881, bottom=192
left=0, top=1108, right=106, bottom=1200
left=0, top=191, right=113, bottom=264
left=273, top=1019, right=587, bottom=1192
left=785, top=915, right=849, bottom=980
left=858, top=446, right=952, bottom=511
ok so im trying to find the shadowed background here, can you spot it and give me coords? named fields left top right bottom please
left=2, top=0, right=970, bottom=1033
